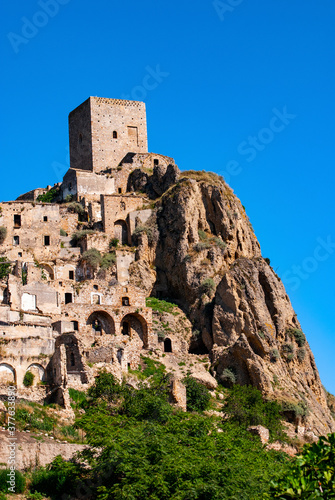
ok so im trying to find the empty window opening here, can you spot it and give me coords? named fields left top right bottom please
left=164, top=338, right=172, bottom=353
left=113, top=131, right=118, bottom=139
left=43, top=216, right=48, bottom=222
left=154, top=159, right=159, bottom=166
left=18, top=252, right=22, bottom=257
left=118, top=188, right=122, bottom=194
left=92, top=294, right=101, bottom=305
left=122, top=322, right=129, bottom=335
left=65, top=293, right=73, bottom=304
left=93, top=285, right=98, bottom=290
left=13, top=236, right=20, bottom=246
left=69, top=270, right=74, bottom=280
left=72, top=321, right=79, bottom=331
left=127, top=126, right=138, bottom=145
left=70, top=352, right=75, bottom=367
left=44, top=235, right=50, bottom=246
left=14, top=214, right=21, bottom=228
left=122, top=297, right=130, bottom=306
left=127, top=363, right=131, bottom=370
left=78, top=133, right=83, bottom=145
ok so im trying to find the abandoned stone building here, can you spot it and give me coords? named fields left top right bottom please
left=0, top=97, right=180, bottom=406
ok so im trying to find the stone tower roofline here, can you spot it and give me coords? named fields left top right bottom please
left=69, top=96, right=146, bottom=117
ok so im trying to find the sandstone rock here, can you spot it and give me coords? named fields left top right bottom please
left=247, top=425, right=270, bottom=444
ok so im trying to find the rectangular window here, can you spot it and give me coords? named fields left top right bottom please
left=127, top=126, right=138, bottom=145
left=14, top=214, right=21, bottom=228
left=13, top=236, right=20, bottom=246
left=69, top=270, right=74, bottom=280
left=43, top=216, right=48, bottom=222
left=154, top=159, right=159, bottom=166
left=44, top=235, right=50, bottom=246
left=65, top=293, right=73, bottom=304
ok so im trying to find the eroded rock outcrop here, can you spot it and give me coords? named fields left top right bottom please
left=127, top=170, right=334, bottom=436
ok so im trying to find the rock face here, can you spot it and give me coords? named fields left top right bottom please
left=127, top=170, right=334, bottom=436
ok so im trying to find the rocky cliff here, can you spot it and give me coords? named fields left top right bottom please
left=128, top=166, right=334, bottom=436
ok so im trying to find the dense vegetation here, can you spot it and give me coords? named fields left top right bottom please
left=27, top=371, right=291, bottom=499
left=3, top=367, right=334, bottom=498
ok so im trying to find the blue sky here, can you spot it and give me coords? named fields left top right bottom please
left=1, top=0, right=335, bottom=393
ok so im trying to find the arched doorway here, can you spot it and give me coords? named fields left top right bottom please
left=0, top=364, right=16, bottom=385
left=25, top=364, right=46, bottom=385
left=40, top=263, right=55, bottom=281
left=164, top=338, right=172, bottom=353
left=121, top=314, right=148, bottom=347
left=87, top=311, right=115, bottom=335
left=114, top=220, right=128, bottom=245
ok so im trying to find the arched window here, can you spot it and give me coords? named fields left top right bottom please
left=113, top=131, right=118, bottom=139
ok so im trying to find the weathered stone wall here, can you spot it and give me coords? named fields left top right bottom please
left=101, top=194, right=144, bottom=241
left=0, top=202, right=60, bottom=261
left=62, top=168, right=115, bottom=201
left=69, top=97, right=148, bottom=174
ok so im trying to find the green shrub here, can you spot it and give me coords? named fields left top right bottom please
left=64, top=194, right=73, bottom=203
left=201, top=278, right=216, bottom=295
left=286, top=353, right=295, bottom=361
left=81, top=248, right=101, bottom=269
left=223, top=385, right=284, bottom=440
left=290, top=328, right=306, bottom=347
left=36, top=186, right=59, bottom=203
left=109, top=237, right=119, bottom=249
left=0, top=227, right=7, bottom=244
left=198, top=229, right=207, bottom=241
left=29, top=455, right=82, bottom=499
left=0, top=468, right=25, bottom=493
left=281, top=400, right=309, bottom=419
left=67, top=202, right=85, bottom=215
left=270, top=348, right=280, bottom=361
left=100, top=252, right=116, bottom=269
left=146, top=297, right=178, bottom=314
left=0, top=258, right=11, bottom=280
left=183, top=376, right=210, bottom=412
left=269, top=433, right=335, bottom=498
left=282, top=343, right=294, bottom=354
left=220, top=368, right=236, bottom=387
left=60, top=228, right=67, bottom=236
left=23, top=371, right=34, bottom=387
left=212, top=237, right=226, bottom=249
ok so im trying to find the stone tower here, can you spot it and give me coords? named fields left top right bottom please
left=69, top=97, right=148, bottom=172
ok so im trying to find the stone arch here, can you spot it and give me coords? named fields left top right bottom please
left=26, top=363, right=46, bottom=385
left=121, top=313, right=148, bottom=347
left=0, top=363, right=16, bottom=385
left=114, top=220, right=128, bottom=245
left=87, top=311, right=115, bottom=335
left=40, top=263, right=55, bottom=281
left=164, top=338, right=172, bottom=353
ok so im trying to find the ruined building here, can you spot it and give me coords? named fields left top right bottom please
left=0, top=97, right=334, bottom=437
left=0, top=97, right=176, bottom=406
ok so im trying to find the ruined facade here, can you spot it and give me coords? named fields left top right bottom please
left=0, top=97, right=177, bottom=406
